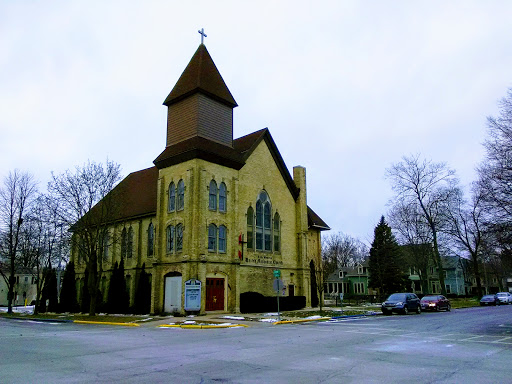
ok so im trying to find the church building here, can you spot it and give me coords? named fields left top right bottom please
left=73, top=43, right=329, bottom=314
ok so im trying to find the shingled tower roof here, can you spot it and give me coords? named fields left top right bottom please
left=163, top=44, right=237, bottom=108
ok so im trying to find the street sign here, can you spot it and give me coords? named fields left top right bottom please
left=273, top=279, right=284, bottom=293
left=273, top=269, right=281, bottom=278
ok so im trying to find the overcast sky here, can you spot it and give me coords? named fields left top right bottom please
left=1, top=1, right=512, bottom=244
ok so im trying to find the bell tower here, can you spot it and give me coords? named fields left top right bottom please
left=163, top=44, right=238, bottom=148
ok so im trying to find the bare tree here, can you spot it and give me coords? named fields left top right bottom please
left=386, top=155, right=459, bottom=296
left=322, top=232, right=368, bottom=273
left=18, top=195, right=64, bottom=314
left=478, top=88, right=512, bottom=223
left=388, top=200, right=433, bottom=293
left=48, top=160, right=121, bottom=316
left=0, top=170, right=38, bottom=313
left=442, top=184, right=485, bottom=297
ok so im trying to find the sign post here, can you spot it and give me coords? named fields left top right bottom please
left=273, top=270, right=282, bottom=321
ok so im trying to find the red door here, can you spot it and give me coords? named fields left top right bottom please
left=206, top=278, right=225, bottom=311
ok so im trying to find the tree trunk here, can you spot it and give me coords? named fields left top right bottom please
left=471, top=252, right=483, bottom=298
left=432, top=231, right=447, bottom=296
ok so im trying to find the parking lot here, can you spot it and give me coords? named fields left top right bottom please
left=2, top=305, right=512, bottom=383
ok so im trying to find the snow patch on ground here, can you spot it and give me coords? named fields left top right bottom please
left=305, top=315, right=322, bottom=319
left=0, top=305, right=34, bottom=314
left=222, top=316, right=245, bottom=320
left=183, top=320, right=196, bottom=324
left=260, top=318, right=278, bottom=323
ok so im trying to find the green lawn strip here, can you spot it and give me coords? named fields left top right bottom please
left=449, top=298, right=481, bottom=309
left=281, top=309, right=377, bottom=319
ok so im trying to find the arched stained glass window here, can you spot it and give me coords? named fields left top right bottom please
left=209, top=180, right=217, bottom=210
left=102, top=231, right=109, bottom=261
left=127, top=227, right=133, bottom=258
left=273, top=213, right=280, bottom=252
left=121, top=228, right=127, bottom=259
left=219, top=225, right=226, bottom=253
left=208, top=224, right=217, bottom=251
left=166, top=225, right=174, bottom=253
left=147, top=223, right=154, bottom=257
left=255, top=200, right=263, bottom=250
left=264, top=202, right=271, bottom=251
left=176, top=223, right=183, bottom=251
left=219, top=182, right=227, bottom=212
left=177, top=180, right=185, bottom=210
left=168, top=182, right=176, bottom=212
left=247, top=207, right=254, bottom=250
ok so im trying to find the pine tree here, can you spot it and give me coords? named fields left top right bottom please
left=106, top=260, right=129, bottom=314
left=134, top=264, right=151, bottom=314
left=368, top=216, right=407, bottom=298
left=80, top=269, right=90, bottom=313
left=106, top=261, right=119, bottom=313
left=60, top=261, right=79, bottom=312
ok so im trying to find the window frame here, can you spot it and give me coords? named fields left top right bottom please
left=219, top=225, right=227, bottom=253
left=177, top=180, right=185, bottom=211
left=219, top=182, right=227, bottom=212
left=209, top=180, right=217, bottom=211
left=208, top=224, right=217, bottom=251
left=168, top=182, right=176, bottom=212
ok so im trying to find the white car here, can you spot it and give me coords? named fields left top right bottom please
left=496, top=292, right=512, bottom=304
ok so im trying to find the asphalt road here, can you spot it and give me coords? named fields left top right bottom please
left=1, top=306, right=512, bottom=383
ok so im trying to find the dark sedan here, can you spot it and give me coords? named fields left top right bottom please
left=420, top=295, right=451, bottom=311
left=382, top=293, right=421, bottom=315
left=480, top=294, right=500, bottom=306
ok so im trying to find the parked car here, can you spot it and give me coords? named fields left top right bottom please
left=381, top=293, right=421, bottom=315
left=420, top=295, right=451, bottom=311
left=480, top=294, right=500, bottom=306
left=496, top=292, right=512, bottom=304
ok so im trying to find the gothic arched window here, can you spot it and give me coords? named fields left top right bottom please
left=121, top=228, right=127, bottom=259
left=168, top=182, right=176, bottom=212
left=247, top=206, right=254, bottom=250
left=273, top=213, right=280, bottom=252
left=147, top=223, right=154, bottom=257
left=127, top=227, right=133, bottom=258
left=219, top=182, right=227, bottom=212
left=176, top=223, right=183, bottom=251
left=177, top=180, right=185, bottom=210
left=219, top=225, right=227, bottom=253
left=209, top=180, right=217, bottom=210
left=166, top=225, right=175, bottom=253
left=208, top=224, right=217, bottom=251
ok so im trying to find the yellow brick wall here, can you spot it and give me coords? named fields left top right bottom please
left=72, top=138, right=323, bottom=313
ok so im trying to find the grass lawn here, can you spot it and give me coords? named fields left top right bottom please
left=449, top=297, right=481, bottom=309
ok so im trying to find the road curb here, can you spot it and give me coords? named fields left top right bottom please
left=274, top=317, right=331, bottom=325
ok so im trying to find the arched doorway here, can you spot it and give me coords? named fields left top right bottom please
left=310, top=260, right=319, bottom=307
left=164, top=271, right=182, bottom=313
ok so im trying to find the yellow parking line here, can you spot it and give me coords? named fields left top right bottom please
left=274, top=317, right=331, bottom=325
left=73, top=320, right=140, bottom=327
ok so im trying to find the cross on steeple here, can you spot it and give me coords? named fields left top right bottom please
left=198, top=28, right=207, bottom=44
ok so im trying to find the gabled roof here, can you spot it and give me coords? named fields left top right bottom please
left=154, top=128, right=301, bottom=201
left=163, top=44, right=237, bottom=108
left=80, top=167, right=159, bottom=226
